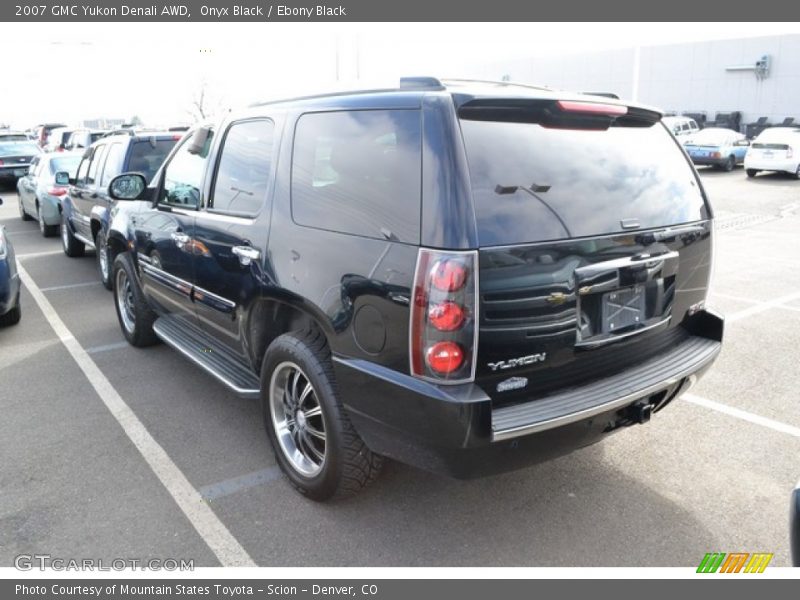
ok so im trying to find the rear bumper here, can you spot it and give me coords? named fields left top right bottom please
left=690, top=156, right=728, bottom=167
left=744, top=159, right=797, bottom=172
left=334, top=309, right=723, bottom=478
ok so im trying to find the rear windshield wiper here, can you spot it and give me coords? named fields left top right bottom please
left=494, top=182, right=571, bottom=237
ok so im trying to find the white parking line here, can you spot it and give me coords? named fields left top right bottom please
left=683, top=393, right=800, bottom=439
left=712, top=292, right=800, bottom=313
left=16, top=249, right=63, bottom=260
left=725, top=290, right=800, bottom=323
left=17, top=264, right=256, bottom=568
left=39, top=281, right=101, bottom=292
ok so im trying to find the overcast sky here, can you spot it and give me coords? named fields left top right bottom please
left=2, top=22, right=800, bottom=128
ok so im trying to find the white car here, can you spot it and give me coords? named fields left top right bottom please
left=745, top=127, right=800, bottom=179
left=662, top=116, right=700, bottom=139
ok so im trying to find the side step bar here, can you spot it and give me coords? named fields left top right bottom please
left=152, top=315, right=261, bottom=399
left=492, top=335, right=721, bottom=441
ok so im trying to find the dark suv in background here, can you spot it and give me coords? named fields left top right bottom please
left=104, top=77, right=723, bottom=501
left=59, top=131, right=181, bottom=288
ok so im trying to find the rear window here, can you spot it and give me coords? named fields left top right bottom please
left=0, top=142, right=39, bottom=155
left=751, top=143, right=789, bottom=150
left=291, top=109, right=422, bottom=243
left=0, top=134, right=28, bottom=142
left=459, top=118, right=707, bottom=246
left=127, top=138, right=179, bottom=183
left=49, top=155, right=81, bottom=176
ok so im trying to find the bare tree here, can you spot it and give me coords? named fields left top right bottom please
left=187, top=80, right=225, bottom=123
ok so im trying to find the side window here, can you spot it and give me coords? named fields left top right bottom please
left=86, top=144, right=106, bottom=186
left=75, top=151, right=92, bottom=185
left=159, top=131, right=213, bottom=209
left=210, top=119, right=274, bottom=215
left=681, top=122, right=690, bottom=132
left=291, top=109, right=422, bottom=243
left=100, top=143, right=124, bottom=188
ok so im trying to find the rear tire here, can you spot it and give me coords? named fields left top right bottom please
left=794, top=164, right=800, bottom=180
left=38, top=207, right=57, bottom=237
left=261, top=330, right=383, bottom=501
left=95, top=229, right=112, bottom=290
left=746, top=169, right=758, bottom=178
left=0, top=297, right=21, bottom=327
left=19, top=196, right=31, bottom=221
left=112, top=253, right=159, bottom=347
left=61, top=214, right=85, bottom=257
left=723, top=156, right=735, bottom=172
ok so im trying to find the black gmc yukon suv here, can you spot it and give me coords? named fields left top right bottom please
left=104, top=78, right=723, bottom=500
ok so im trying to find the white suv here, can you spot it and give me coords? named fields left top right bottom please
left=662, top=116, right=700, bottom=140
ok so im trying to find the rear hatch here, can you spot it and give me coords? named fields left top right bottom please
left=457, top=97, right=713, bottom=404
left=749, top=142, right=790, bottom=163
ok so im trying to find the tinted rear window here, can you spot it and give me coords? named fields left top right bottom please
left=459, top=119, right=707, bottom=245
left=128, top=138, right=179, bottom=183
left=0, top=142, right=39, bottom=155
left=291, top=110, right=421, bottom=243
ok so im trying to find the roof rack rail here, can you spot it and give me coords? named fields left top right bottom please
left=440, top=78, right=552, bottom=92
left=399, top=76, right=445, bottom=90
left=582, top=92, right=620, bottom=99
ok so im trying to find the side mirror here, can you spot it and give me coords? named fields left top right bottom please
left=187, top=127, right=210, bottom=155
left=108, top=173, right=147, bottom=201
left=54, top=171, right=70, bottom=185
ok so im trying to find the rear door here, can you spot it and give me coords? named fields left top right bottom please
left=68, top=147, right=102, bottom=239
left=191, top=118, right=277, bottom=360
left=456, top=99, right=713, bottom=402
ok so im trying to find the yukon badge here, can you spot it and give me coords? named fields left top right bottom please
left=487, top=352, right=547, bottom=372
left=497, top=377, right=529, bottom=393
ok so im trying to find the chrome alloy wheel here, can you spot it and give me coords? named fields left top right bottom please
left=61, top=218, right=69, bottom=249
left=269, top=361, right=327, bottom=477
left=115, top=268, right=136, bottom=334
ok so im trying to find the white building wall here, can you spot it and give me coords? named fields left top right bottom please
left=480, top=34, right=800, bottom=127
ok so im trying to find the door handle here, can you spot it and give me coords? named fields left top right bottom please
left=171, top=232, right=190, bottom=248
left=232, top=245, right=260, bottom=266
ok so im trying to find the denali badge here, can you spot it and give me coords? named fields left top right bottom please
left=487, top=352, right=547, bottom=371
left=497, top=377, right=529, bottom=393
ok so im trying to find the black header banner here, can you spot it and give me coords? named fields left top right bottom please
left=2, top=0, right=800, bottom=21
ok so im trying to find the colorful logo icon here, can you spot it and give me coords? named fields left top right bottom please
left=697, top=552, right=773, bottom=573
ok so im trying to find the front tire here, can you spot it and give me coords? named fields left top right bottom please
left=746, top=169, right=759, bottom=178
left=261, top=330, right=382, bottom=501
left=61, top=214, right=85, bottom=257
left=95, top=230, right=112, bottom=290
left=112, top=253, right=159, bottom=347
left=794, top=164, right=800, bottom=180
left=0, top=296, right=21, bottom=327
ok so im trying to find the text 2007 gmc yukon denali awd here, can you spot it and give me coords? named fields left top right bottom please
left=102, top=77, right=723, bottom=500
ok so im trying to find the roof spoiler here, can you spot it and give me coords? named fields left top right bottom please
left=582, top=92, right=620, bottom=99
left=399, top=77, right=445, bottom=90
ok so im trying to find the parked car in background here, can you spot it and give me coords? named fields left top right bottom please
left=745, top=127, right=800, bottom=178
left=103, top=78, right=723, bottom=500
left=662, top=116, right=700, bottom=139
left=60, top=131, right=182, bottom=288
left=64, top=129, right=108, bottom=152
left=17, top=153, right=81, bottom=237
left=0, top=140, right=41, bottom=189
left=44, top=127, right=75, bottom=152
left=0, top=207, right=21, bottom=327
left=792, top=478, right=799, bottom=567
left=683, top=127, right=749, bottom=171
left=36, top=123, right=67, bottom=148
left=0, top=131, right=30, bottom=142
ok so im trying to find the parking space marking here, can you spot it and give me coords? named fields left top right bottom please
left=683, top=393, right=800, bottom=439
left=86, top=341, right=131, bottom=355
left=725, top=290, right=800, bottom=323
left=17, top=264, right=257, bottom=568
left=199, top=467, right=283, bottom=501
left=40, top=281, right=101, bottom=292
left=712, top=292, right=800, bottom=313
left=16, top=249, right=65, bottom=260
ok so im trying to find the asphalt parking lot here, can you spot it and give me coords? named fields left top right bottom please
left=1, top=168, right=799, bottom=568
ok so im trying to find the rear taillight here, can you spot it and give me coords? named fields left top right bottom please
left=48, top=187, right=67, bottom=196
left=711, top=151, right=722, bottom=159
left=410, top=249, right=478, bottom=383
left=556, top=100, right=628, bottom=117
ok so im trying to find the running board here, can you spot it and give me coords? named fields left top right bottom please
left=152, top=315, right=261, bottom=399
